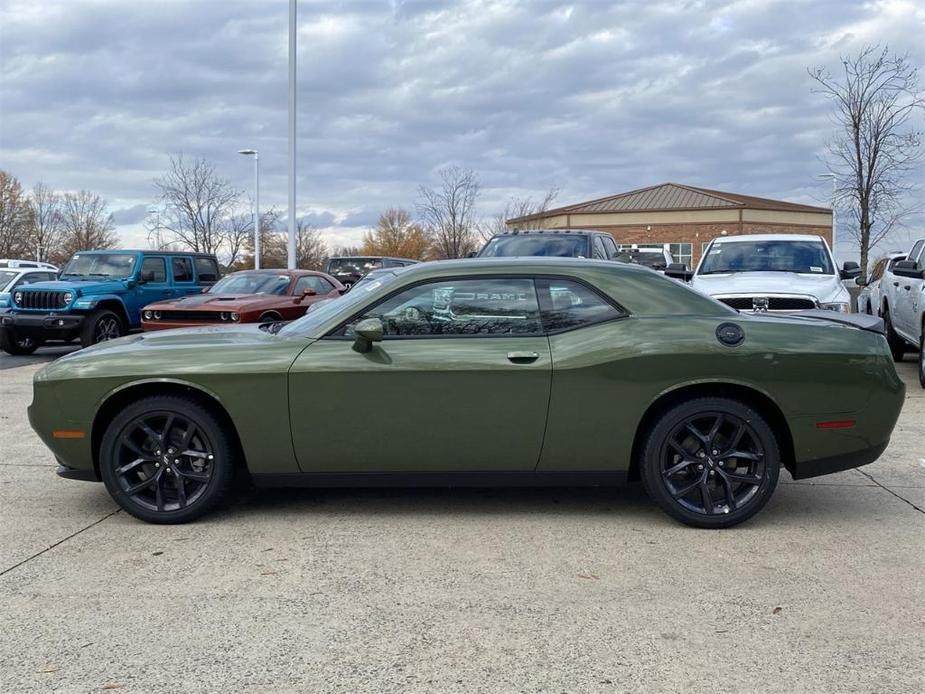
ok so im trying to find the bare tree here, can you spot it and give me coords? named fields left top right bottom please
left=152, top=155, right=242, bottom=255
left=28, top=182, right=64, bottom=263
left=57, top=190, right=117, bottom=261
left=416, top=166, right=480, bottom=259
left=809, top=45, right=924, bottom=279
left=294, top=219, right=329, bottom=270
left=0, top=170, right=33, bottom=259
left=221, top=210, right=256, bottom=270
left=361, top=207, right=431, bottom=259
left=478, top=188, right=559, bottom=241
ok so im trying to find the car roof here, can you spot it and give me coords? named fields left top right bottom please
left=0, top=259, right=58, bottom=270
left=74, top=249, right=217, bottom=257
left=493, top=228, right=602, bottom=237
left=710, top=234, right=826, bottom=244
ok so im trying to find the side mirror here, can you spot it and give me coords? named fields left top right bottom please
left=892, top=259, right=925, bottom=279
left=665, top=263, right=693, bottom=282
left=840, top=261, right=861, bottom=280
left=465, top=251, right=478, bottom=258
left=854, top=276, right=868, bottom=286
left=295, top=287, right=317, bottom=302
left=352, top=317, right=384, bottom=353
left=201, top=287, right=210, bottom=294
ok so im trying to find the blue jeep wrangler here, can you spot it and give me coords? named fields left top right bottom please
left=0, top=249, right=220, bottom=355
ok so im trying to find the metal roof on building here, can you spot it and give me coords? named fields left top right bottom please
left=508, top=182, right=831, bottom=223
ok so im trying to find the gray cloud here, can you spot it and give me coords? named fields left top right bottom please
left=1, top=0, right=922, bottom=255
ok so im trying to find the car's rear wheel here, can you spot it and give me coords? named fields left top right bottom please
left=0, top=331, right=41, bottom=355
left=640, top=397, right=780, bottom=529
left=882, top=309, right=906, bottom=362
left=100, top=395, right=235, bottom=523
left=80, top=309, right=124, bottom=348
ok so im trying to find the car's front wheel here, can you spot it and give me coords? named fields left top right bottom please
left=0, top=331, right=41, bottom=355
left=80, top=309, right=125, bottom=348
left=100, top=395, right=235, bottom=523
left=640, top=397, right=780, bottom=528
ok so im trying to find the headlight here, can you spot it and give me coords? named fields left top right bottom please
left=153, top=311, right=161, bottom=320
left=63, top=292, right=73, bottom=304
left=230, top=312, right=240, bottom=322
left=821, top=302, right=850, bottom=312
left=143, top=310, right=152, bottom=320
left=220, top=312, right=228, bottom=321
left=14, top=291, right=23, bottom=304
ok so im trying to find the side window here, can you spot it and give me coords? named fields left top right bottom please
left=591, top=236, right=607, bottom=259
left=140, top=257, right=167, bottom=283
left=339, top=278, right=541, bottom=337
left=195, top=257, right=219, bottom=283
left=295, top=275, right=333, bottom=294
left=536, top=279, right=624, bottom=333
left=601, top=235, right=618, bottom=258
left=171, top=257, right=193, bottom=283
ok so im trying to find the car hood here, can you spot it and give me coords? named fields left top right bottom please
left=17, top=279, right=127, bottom=295
left=147, top=293, right=288, bottom=311
left=691, top=271, right=847, bottom=302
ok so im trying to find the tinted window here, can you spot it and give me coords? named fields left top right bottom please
left=327, top=258, right=383, bottom=274
left=591, top=236, right=607, bottom=259
left=601, top=235, right=618, bottom=258
left=478, top=235, right=589, bottom=258
left=195, top=257, right=219, bottom=283
left=614, top=251, right=668, bottom=270
left=140, top=257, right=167, bottom=283
left=699, top=240, right=834, bottom=275
left=294, top=275, right=334, bottom=294
left=537, top=279, right=623, bottom=332
left=172, top=257, right=193, bottom=282
left=341, top=278, right=541, bottom=337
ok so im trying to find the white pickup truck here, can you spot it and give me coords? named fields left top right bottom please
left=881, top=237, right=925, bottom=387
left=666, top=234, right=860, bottom=313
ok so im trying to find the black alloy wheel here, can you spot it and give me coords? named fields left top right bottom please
left=100, top=396, right=234, bottom=523
left=0, top=331, right=40, bottom=355
left=80, top=309, right=124, bottom=348
left=883, top=309, right=906, bottom=362
left=641, top=397, right=780, bottom=528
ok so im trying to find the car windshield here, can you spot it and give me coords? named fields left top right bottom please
left=478, top=235, right=589, bottom=258
left=279, top=270, right=400, bottom=337
left=614, top=252, right=667, bottom=270
left=209, top=272, right=292, bottom=295
left=0, top=270, right=18, bottom=289
left=60, top=253, right=137, bottom=279
left=699, top=240, right=834, bottom=275
left=327, top=258, right=383, bottom=274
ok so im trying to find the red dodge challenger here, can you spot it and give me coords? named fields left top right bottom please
left=141, top=269, right=345, bottom=331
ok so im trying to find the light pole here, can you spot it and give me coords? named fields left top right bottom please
left=287, top=0, right=297, bottom=269
left=239, top=149, right=260, bottom=269
left=817, top=173, right=837, bottom=245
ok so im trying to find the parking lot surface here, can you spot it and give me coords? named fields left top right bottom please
left=1, top=347, right=923, bottom=693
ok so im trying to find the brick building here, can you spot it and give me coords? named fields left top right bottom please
left=507, top=182, right=833, bottom=267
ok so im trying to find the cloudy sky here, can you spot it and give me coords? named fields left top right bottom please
left=1, top=0, right=923, bottom=256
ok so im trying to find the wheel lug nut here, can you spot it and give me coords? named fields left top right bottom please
left=712, top=450, right=718, bottom=455
left=697, top=451, right=705, bottom=458
left=697, top=464, right=704, bottom=470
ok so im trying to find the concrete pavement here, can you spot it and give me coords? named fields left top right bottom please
left=0, top=350, right=922, bottom=693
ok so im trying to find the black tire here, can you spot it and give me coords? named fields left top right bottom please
left=259, top=311, right=282, bottom=322
left=100, top=395, right=235, bottom=524
left=0, top=330, right=41, bottom=355
left=865, top=301, right=873, bottom=316
left=882, top=309, right=906, bottom=362
left=80, top=309, right=124, bottom=348
left=640, top=397, right=781, bottom=529
left=918, top=328, right=924, bottom=389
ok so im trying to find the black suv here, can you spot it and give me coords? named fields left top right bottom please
left=476, top=229, right=619, bottom=260
left=324, top=256, right=419, bottom=288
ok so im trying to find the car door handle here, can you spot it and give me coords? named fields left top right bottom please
left=507, top=351, right=540, bottom=364
left=894, top=282, right=900, bottom=287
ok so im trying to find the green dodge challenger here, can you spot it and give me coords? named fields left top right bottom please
left=29, top=258, right=905, bottom=527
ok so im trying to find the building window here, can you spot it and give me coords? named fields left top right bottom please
left=669, top=243, right=692, bottom=267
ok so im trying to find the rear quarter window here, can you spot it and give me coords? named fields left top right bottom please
left=195, top=257, right=219, bottom=283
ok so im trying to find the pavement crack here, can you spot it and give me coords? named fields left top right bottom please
left=0, top=508, right=121, bottom=578
left=855, top=469, right=925, bottom=515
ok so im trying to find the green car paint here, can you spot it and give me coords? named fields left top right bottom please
left=30, top=258, right=904, bottom=484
